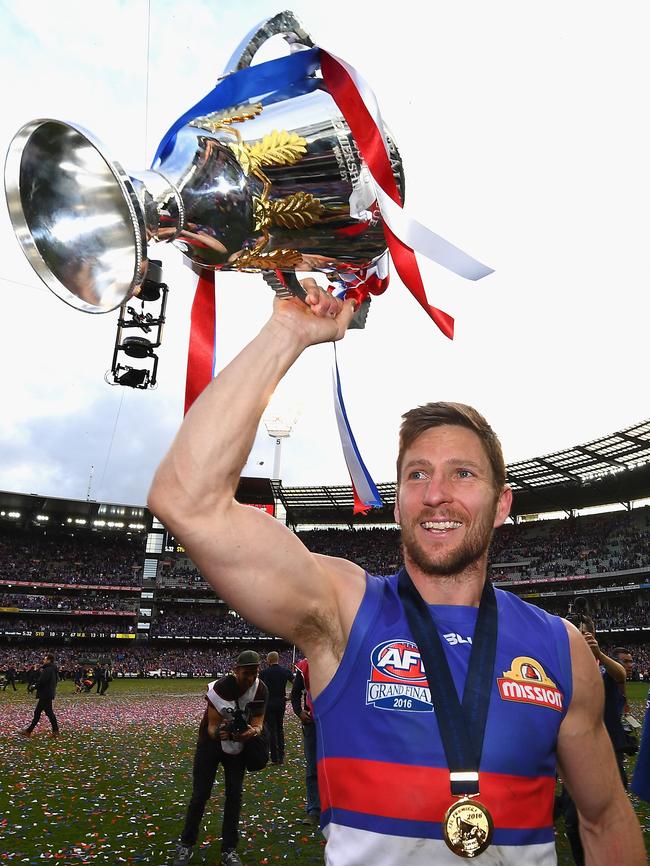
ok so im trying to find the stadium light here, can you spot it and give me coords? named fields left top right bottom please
left=264, top=414, right=296, bottom=480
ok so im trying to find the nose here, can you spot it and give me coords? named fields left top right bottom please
left=421, top=472, right=453, bottom=507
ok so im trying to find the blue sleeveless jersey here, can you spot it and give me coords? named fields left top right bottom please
left=313, top=572, right=572, bottom=866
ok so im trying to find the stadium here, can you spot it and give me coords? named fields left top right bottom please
left=2, top=4, right=649, bottom=864
left=1, top=418, right=649, bottom=864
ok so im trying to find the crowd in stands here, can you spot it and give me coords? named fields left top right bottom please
left=488, top=509, right=650, bottom=581
left=0, top=616, right=136, bottom=634
left=295, top=511, right=650, bottom=581
left=0, top=592, right=138, bottom=613
left=150, top=609, right=271, bottom=639
left=1, top=508, right=648, bottom=592
left=0, top=525, right=143, bottom=587
left=538, top=601, right=650, bottom=631
left=0, top=645, right=294, bottom=679
left=1, top=507, right=649, bottom=669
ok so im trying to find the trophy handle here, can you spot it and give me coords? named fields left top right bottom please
left=223, top=10, right=315, bottom=75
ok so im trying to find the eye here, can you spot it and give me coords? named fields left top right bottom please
left=408, top=469, right=428, bottom=480
left=456, top=469, right=474, bottom=479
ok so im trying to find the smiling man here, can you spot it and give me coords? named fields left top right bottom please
left=149, top=281, right=644, bottom=866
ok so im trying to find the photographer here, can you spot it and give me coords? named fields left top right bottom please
left=173, top=650, right=267, bottom=866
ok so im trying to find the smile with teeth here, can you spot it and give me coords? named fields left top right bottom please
left=421, top=520, right=462, bottom=532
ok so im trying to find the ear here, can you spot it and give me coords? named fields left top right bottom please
left=493, top=485, right=513, bottom=529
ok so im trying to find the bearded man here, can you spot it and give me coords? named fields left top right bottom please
left=149, top=281, right=644, bottom=866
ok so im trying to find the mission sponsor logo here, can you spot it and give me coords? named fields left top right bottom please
left=366, top=639, right=433, bottom=712
left=497, top=656, right=564, bottom=712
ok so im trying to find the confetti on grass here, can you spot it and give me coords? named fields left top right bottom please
left=0, top=680, right=324, bottom=865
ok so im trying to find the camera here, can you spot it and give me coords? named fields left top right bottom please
left=220, top=707, right=249, bottom=737
left=565, top=598, right=590, bottom=630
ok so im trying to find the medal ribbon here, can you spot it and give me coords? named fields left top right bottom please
left=397, top=569, right=498, bottom=796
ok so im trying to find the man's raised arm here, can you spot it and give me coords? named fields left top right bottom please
left=147, top=281, right=363, bottom=650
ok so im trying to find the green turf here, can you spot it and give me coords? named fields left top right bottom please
left=0, top=679, right=648, bottom=864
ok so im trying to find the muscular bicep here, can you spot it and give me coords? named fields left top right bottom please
left=160, top=499, right=365, bottom=651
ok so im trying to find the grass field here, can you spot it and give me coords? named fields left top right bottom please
left=1, top=679, right=648, bottom=865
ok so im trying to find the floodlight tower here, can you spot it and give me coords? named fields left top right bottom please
left=264, top=416, right=294, bottom=481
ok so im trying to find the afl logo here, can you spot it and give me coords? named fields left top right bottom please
left=370, top=639, right=427, bottom=684
left=367, top=639, right=433, bottom=712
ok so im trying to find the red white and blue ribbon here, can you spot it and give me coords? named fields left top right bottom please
left=332, top=345, right=383, bottom=515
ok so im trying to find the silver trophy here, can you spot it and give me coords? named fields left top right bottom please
left=5, top=11, right=402, bottom=326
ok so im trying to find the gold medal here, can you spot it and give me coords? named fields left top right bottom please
left=442, top=797, right=493, bottom=858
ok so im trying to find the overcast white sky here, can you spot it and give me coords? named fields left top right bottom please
left=1, top=0, right=649, bottom=507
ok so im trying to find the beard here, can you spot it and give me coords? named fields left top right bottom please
left=400, top=502, right=497, bottom=578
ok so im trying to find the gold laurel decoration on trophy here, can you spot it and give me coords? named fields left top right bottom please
left=189, top=103, right=263, bottom=132
left=268, top=192, right=325, bottom=230
left=247, top=130, right=308, bottom=168
left=228, top=130, right=308, bottom=177
left=253, top=196, right=272, bottom=232
left=228, top=129, right=310, bottom=266
left=234, top=247, right=303, bottom=271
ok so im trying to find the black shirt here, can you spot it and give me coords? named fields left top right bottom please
left=259, top=664, right=294, bottom=707
left=35, top=662, right=58, bottom=700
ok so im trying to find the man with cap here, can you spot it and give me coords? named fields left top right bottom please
left=173, top=649, right=268, bottom=866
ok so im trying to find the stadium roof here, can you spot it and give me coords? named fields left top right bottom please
left=2, top=420, right=650, bottom=530
left=273, top=418, right=650, bottom=526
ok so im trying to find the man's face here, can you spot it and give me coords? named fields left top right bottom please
left=394, top=425, right=511, bottom=577
left=617, top=653, right=634, bottom=678
left=234, top=665, right=259, bottom=691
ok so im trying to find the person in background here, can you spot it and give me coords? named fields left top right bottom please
left=172, top=650, right=267, bottom=866
left=290, top=658, right=320, bottom=826
left=94, top=662, right=105, bottom=694
left=2, top=662, right=17, bottom=691
left=19, top=653, right=59, bottom=738
left=630, top=691, right=650, bottom=804
left=259, top=651, right=293, bottom=764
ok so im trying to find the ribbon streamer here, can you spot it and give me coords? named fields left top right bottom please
left=320, top=51, right=492, bottom=339
left=332, top=345, right=383, bottom=515
left=184, top=271, right=217, bottom=415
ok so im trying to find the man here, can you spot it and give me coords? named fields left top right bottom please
left=290, top=658, right=320, bottom=826
left=631, top=690, right=650, bottom=804
left=20, top=653, right=59, bottom=738
left=149, top=281, right=645, bottom=865
left=172, top=650, right=267, bottom=866
left=578, top=622, right=630, bottom=785
left=259, top=651, right=293, bottom=764
left=613, top=647, right=634, bottom=713
left=94, top=663, right=104, bottom=694
left=25, top=663, right=38, bottom=693
left=2, top=662, right=17, bottom=690
left=100, top=663, right=112, bottom=696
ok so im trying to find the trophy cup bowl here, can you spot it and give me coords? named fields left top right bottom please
left=4, top=12, right=405, bottom=315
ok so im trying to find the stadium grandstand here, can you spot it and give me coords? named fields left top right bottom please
left=1, top=419, right=650, bottom=681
